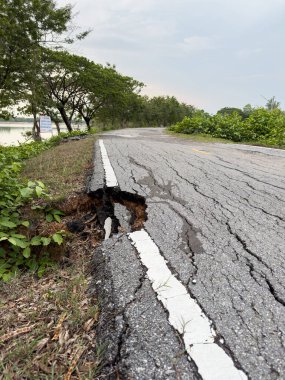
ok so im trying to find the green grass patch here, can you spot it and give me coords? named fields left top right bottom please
left=166, top=130, right=234, bottom=144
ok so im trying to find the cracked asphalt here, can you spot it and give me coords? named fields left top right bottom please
left=90, top=128, right=285, bottom=379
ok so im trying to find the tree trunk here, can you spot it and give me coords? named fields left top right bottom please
left=32, top=111, right=41, bottom=141
left=55, top=120, right=61, bottom=134
left=58, top=106, right=72, bottom=132
left=83, top=115, right=91, bottom=131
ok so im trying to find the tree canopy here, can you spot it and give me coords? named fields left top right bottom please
left=0, top=0, right=72, bottom=107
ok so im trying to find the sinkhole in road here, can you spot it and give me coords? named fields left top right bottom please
left=65, top=187, right=147, bottom=240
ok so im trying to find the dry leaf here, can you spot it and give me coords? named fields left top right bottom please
left=85, top=318, right=96, bottom=332
left=36, top=337, right=49, bottom=352
left=59, top=329, right=69, bottom=346
left=52, top=312, right=67, bottom=341
left=64, top=347, right=86, bottom=380
left=0, top=325, right=35, bottom=343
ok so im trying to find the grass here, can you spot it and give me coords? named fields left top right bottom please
left=22, top=137, right=95, bottom=199
left=166, top=130, right=234, bottom=144
left=0, top=136, right=103, bottom=379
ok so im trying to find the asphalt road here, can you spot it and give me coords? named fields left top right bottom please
left=90, top=128, right=285, bottom=380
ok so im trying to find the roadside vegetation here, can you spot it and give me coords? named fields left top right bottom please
left=169, top=102, right=285, bottom=148
left=0, top=136, right=103, bottom=379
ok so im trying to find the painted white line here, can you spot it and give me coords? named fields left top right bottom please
left=104, top=217, right=112, bottom=240
left=99, top=139, right=118, bottom=187
left=129, top=230, right=247, bottom=380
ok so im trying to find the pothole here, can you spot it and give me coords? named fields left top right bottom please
left=61, top=187, right=147, bottom=240
left=89, top=187, right=147, bottom=237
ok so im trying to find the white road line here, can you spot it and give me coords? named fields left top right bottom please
left=129, top=230, right=247, bottom=380
left=98, top=140, right=248, bottom=380
left=99, top=139, right=118, bottom=187
left=104, top=217, right=112, bottom=240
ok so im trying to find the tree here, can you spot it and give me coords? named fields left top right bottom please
left=137, top=96, right=195, bottom=127
left=242, top=104, right=254, bottom=118
left=39, top=50, right=93, bottom=131
left=265, top=96, right=280, bottom=111
left=217, top=107, right=244, bottom=118
left=0, top=0, right=73, bottom=109
left=95, top=70, right=144, bottom=128
left=39, top=50, right=143, bottom=131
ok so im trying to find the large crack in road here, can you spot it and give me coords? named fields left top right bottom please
left=88, top=129, right=285, bottom=380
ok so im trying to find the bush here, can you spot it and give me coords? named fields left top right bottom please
left=169, top=108, right=285, bottom=147
left=0, top=132, right=87, bottom=281
left=170, top=112, right=212, bottom=134
left=244, top=108, right=285, bottom=144
left=211, top=113, right=246, bottom=142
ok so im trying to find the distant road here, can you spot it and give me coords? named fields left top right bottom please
left=91, top=128, right=285, bottom=380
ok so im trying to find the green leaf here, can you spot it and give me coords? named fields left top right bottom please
left=37, top=180, right=45, bottom=188
left=54, top=210, right=64, bottom=215
left=21, top=220, right=30, bottom=227
left=35, top=186, right=43, bottom=197
left=46, top=214, right=53, bottom=222
left=37, top=265, right=46, bottom=278
left=41, top=237, right=51, bottom=246
left=52, top=233, right=63, bottom=245
left=0, top=220, right=17, bottom=228
left=31, top=205, right=43, bottom=210
left=23, top=247, right=31, bottom=258
left=54, top=214, right=61, bottom=223
left=2, top=272, right=13, bottom=282
left=11, top=234, right=26, bottom=239
left=20, top=187, right=33, bottom=198
left=8, top=237, right=28, bottom=249
left=30, top=236, right=42, bottom=246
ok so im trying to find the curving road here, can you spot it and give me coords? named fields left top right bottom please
left=90, top=128, right=285, bottom=380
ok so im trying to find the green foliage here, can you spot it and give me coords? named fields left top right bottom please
left=169, top=112, right=211, bottom=134
left=265, top=96, right=280, bottom=111
left=0, top=0, right=73, bottom=110
left=244, top=108, right=285, bottom=146
left=0, top=134, right=77, bottom=281
left=243, top=104, right=254, bottom=118
left=137, top=96, right=195, bottom=128
left=39, top=49, right=144, bottom=131
left=217, top=107, right=245, bottom=118
left=169, top=108, right=285, bottom=147
left=211, top=113, right=246, bottom=141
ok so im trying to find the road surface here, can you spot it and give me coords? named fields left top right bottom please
left=89, top=128, right=285, bottom=380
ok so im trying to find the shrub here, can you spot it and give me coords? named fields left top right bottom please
left=211, top=113, right=246, bottom=142
left=169, top=108, right=285, bottom=147
left=0, top=132, right=86, bottom=281
left=244, top=108, right=285, bottom=143
left=170, top=112, right=211, bottom=134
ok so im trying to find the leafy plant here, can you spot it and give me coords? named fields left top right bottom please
left=169, top=108, right=285, bottom=147
left=0, top=136, right=73, bottom=281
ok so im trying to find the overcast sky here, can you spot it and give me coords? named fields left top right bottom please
left=58, top=0, right=285, bottom=113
